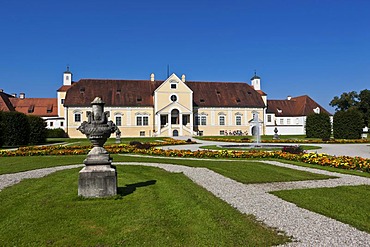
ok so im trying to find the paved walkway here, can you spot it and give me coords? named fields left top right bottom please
left=1, top=159, right=370, bottom=246
left=163, top=138, right=370, bottom=158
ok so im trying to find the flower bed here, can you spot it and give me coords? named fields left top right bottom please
left=1, top=141, right=369, bottom=173
left=200, top=137, right=370, bottom=144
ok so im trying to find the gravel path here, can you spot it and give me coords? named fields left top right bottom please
left=1, top=161, right=370, bottom=246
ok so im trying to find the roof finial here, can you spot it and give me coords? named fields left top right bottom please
left=67, top=64, right=70, bottom=72
left=254, top=69, right=257, bottom=77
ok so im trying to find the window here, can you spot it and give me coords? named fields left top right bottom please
left=287, top=119, right=291, bottom=125
left=267, top=115, right=272, bottom=123
left=50, top=122, right=53, bottom=127
left=61, top=99, right=64, bottom=104
left=279, top=119, right=284, bottom=125
left=236, top=116, right=241, bottom=125
left=171, top=83, right=177, bottom=89
left=219, top=115, right=225, bottom=125
left=74, top=113, right=81, bottom=122
left=136, top=116, right=149, bottom=126
left=116, top=116, right=122, bottom=126
left=296, top=118, right=299, bottom=124
left=140, top=131, right=145, bottom=136
left=61, top=121, right=64, bottom=127
left=220, top=130, right=225, bottom=135
left=170, top=95, right=177, bottom=102
left=196, top=115, right=207, bottom=125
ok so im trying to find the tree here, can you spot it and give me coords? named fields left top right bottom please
left=305, top=113, right=331, bottom=139
left=28, top=115, right=47, bottom=144
left=333, top=109, right=363, bottom=139
left=357, top=89, right=370, bottom=127
left=329, top=91, right=359, bottom=111
left=330, top=89, right=370, bottom=127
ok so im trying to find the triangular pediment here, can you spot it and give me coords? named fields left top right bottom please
left=154, top=73, right=192, bottom=93
left=156, top=101, right=192, bottom=114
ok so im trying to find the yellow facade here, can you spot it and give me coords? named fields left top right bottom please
left=61, top=74, right=265, bottom=138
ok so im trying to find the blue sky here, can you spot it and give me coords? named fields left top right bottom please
left=1, top=0, right=369, bottom=112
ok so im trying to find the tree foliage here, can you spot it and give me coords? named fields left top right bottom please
left=28, top=115, right=47, bottom=144
left=305, top=113, right=331, bottom=139
left=330, top=89, right=370, bottom=126
left=333, top=109, right=363, bottom=139
left=0, top=112, right=4, bottom=147
left=0, top=111, right=30, bottom=147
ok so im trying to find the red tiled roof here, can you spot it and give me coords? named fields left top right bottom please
left=9, top=98, right=58, bottom=117
left=267, top=95, right=331, bottom=116
left=64, top=79, right=162, bottom=107
left=0, top=92, right=15, bottom=111
left=186, top=81, right=265, bottom=107
left=57, top=85, right=72, bottom=92
left=63, top=79, right=265, bottom=108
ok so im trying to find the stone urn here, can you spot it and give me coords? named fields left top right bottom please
left=77, top=97, right=118, bottom=197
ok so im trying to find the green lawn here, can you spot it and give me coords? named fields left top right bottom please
left=0, top=155, right=333, bottom=183
left=46, top=137, right=169, bottom=146
left=272, top=185, right=370, bottom=233
left=196, top=135, right=309, bottom=141
left=0, top=166, right=290, bottom=246
left=199, top=144, right=321, bottom=151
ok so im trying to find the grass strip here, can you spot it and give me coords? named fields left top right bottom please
left=272, top=185, right=370, bottom=233
left=0, top=166, right=290, bottom=246
left=0, top=155, right=333, bottom=183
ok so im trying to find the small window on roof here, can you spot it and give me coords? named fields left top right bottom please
left=28, top=105, right=34, bottom=113
left=47, top=104, right=53, bottom=113
left=80, top=87, right=85, bottom=93
left=200, top=99, right=205, bottom=103
left=116, top=89, right=121, bottom=94
left=236, top=99, right=241, bottom=103
left=247, top=91, right=252, bottom=94
left=216, top=91, right=221, bottom=95
left=137, top=96, right=142, bottom=102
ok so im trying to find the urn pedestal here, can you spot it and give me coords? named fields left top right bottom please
left=78, top=165, right=117, bottom=198
left=77, top=97, right=119, bottom=198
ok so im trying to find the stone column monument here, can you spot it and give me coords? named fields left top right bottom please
left=77, top=97, right=118, bottom=198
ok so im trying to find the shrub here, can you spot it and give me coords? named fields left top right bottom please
left=333, top=110, right=363, bottom=139
left=46, top=128, right=68, bottom=138
left=281, top=145, right=304, bottom=154
left=0, top=111, right=30, bottom=147
left=305, top=113, right=331, bottom=139
left=129, top=141, right=152, bottom=149
left=28, top=115, right=47, bottom=144
left=0, top=112, right=3, bottom=147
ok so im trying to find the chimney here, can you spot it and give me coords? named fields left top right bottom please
left=150, top=73, right=155, bottom=81
left=12, top=93, right=17, bottom=98
left=181, top=74, right=186, bottom=82
left=19, top=93, right=25, bottom=99
left=287, top=96, right=292, bottom=100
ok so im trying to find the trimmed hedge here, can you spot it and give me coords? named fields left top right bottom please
left=333, top=110, right=363, bottom=139
left=305, top=113, right=331, bottom=139
left=0, top=111, right=30, bottom=147
left=28, top=115, right=47, bottom=144
left=46, top=128, right=68, bottom=138
left=0, top=112, right=3, bottom=147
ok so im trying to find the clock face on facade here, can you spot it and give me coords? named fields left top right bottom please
left=170, top=95, right=177, bottom=102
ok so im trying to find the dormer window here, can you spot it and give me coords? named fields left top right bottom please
left=28, top=105, right=34, bottom=113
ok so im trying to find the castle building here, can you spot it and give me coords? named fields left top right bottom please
left=1, top=69, right=331, bottom=138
